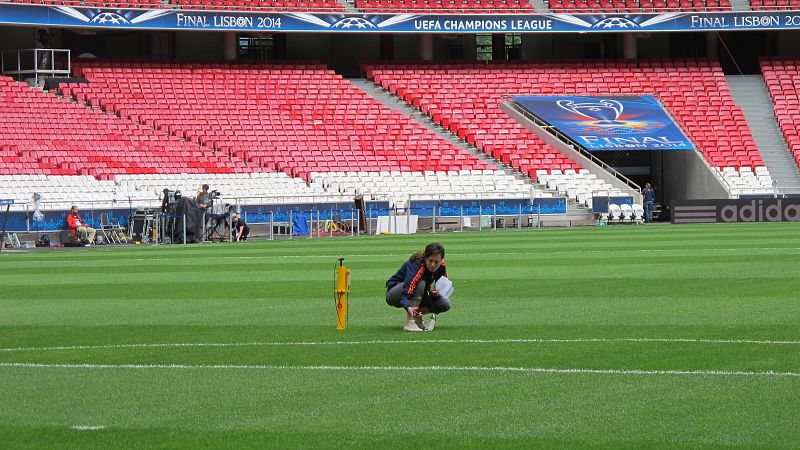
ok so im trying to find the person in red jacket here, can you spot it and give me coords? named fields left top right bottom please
left=67, top=205, right=96, bottom=246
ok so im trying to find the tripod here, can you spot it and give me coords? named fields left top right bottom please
left=205, top=214, right=229, bottom=241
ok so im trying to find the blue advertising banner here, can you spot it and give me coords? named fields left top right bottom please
left=239, top=201, right=390, bottom=223
left=2, top=5, right=800, bottom=33
left=410, top=198, right=567, bottom=216
left=4, top=208, right=131, bottom=232
left=4, top=202, right=388, bottom=232
left=512, top=95, right=694, bottom=151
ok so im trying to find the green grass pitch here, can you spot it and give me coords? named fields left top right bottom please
left=1, top=222, right=799, bottom=449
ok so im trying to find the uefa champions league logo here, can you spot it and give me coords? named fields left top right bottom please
left=331, top=17, right=376, bottom=29
left=557, top=99, right=624, bottom=125
left=592, top=17, right=639, bottom=29
left=89, top=12, right=130, bottom=25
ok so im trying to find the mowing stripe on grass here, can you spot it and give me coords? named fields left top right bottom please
left=2, top=337, right=798, bottom=353
left=23, top=247, right=800, bottom=264
left=1, top=362, right=799, bottom=377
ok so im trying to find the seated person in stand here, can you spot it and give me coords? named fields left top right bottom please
left=66, top=205, right=96, bottom=246
left=231, top=214, right=250, bottom=242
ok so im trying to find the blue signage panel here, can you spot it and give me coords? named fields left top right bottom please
left=2, top=5, right=800, bottom=33
left=4, top=203, right=389, bottom=231
left=610, top=196, right=634, bottom=206
left=3, top=208, right=131, bottom=232
left=512, top=95, right=694, bottom=151
left=240, top=201, right=390, bottom=223
left=410, top=198, right=567, bottom=216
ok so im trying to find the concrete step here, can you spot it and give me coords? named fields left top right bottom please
left=729, top=0, right=750, bottom=10
left=335, top=0, right=361, bottom=12
left=528, top=0, right=551, bottom=12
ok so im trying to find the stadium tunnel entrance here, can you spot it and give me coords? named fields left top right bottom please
left=588, top=149, right=708, bottom=222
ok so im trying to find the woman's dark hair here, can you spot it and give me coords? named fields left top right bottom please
left=410, top=242, right=445, bottom=263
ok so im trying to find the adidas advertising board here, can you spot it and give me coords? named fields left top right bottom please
left=672, top=199, right=800, bottom=224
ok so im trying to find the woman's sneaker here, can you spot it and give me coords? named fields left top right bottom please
left=404, top=317, right=423, bottom=332
left=424, top=314, right=436, bottom=331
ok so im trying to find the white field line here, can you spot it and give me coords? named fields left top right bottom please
left=1, top=337, right=799, bottom=353
left=71, top=425, right=106, bottom=431
left=2, top=362, right=799, bottom=377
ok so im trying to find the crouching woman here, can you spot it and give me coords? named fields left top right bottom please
left=385, top=242, right=451, bottom=332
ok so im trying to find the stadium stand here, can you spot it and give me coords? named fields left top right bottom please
left=308, top=169, right=542, bottom=207
left=2, top=0, right=530, bottom=11
left=0, top=74, right=248, bottom=180
left=2, top=62, right=534, bottom=210
left=1, top=0, right=345, bottom=12
left=760, top=58, right=800, bottom=169
left=3, top=0, right=163, bottom=8
left=749, top=0, right=800, bottom=10
left=0, top=73, right=263, bottom=210
left=0, top=169, right=533, bottom=210
left=171, top=0, right=345, bottom=11
left=363, top=59, right=774, bottom=196
left=68, top=62, right=491, bottom=180
left=0, top=0, right=734, bottom=10
left=0, top=174, right=119, bottom=210
left=545, top=0, right=730, bottom=13
left=363, top=63, right=582, bottom=175
left=112, top=170, right=536, bottom=209
left=537, top=169, right=619, bottom=209
left=355, top=0, right=533, bottom=13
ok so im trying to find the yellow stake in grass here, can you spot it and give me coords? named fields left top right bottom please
left=335, top=258, right=351, bottom=330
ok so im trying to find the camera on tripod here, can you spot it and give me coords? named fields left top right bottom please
left=161, top=188, right=183, bottom=214
left=205, top=191, right=230, bottom=241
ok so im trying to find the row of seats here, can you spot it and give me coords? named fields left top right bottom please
left=547, top=0, right=729, bottom=11
left=760, top=58, right=800, bottom=170
left=356, top=0, right=533, bottom=12
left=536, top=169, right=628, bottom=209
left=0, top=75, right=252, bottom=180
left=172, top=0, right=345, bottom=10
left=0, top=171, right=539, bottom=211
left=602, top=204, right=645, bottom=224
left=750, top=0, right=799, bottom=9
left=363, top=59, right=764, bottom=182
left=0, top=175, right=122, bottom=210
left=70, top=62, right=491, bottom=181
left=308, top=169, right=537, bottom=207
left=5, top=0, right=344, bottom=11
left=717, top=166, right=775, bottom=195
left=2, top=0, right=742, bottom=11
